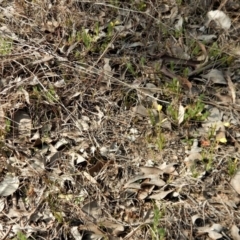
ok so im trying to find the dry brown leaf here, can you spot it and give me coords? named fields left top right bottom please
left=202, top=69, right=226, bottom=85
left=160, top=65, right=192, bottom=90
left=149, top=189, right=174, bottom=200
left=231, top=225, right=240, bottom=240
left=0, top=174, right=19, bottom=197
left=214, top=92, right=232, bottom=104
left=215, top=128, right=227, bottom=143
left=123, top=175, right=147, bottom=189
left=124, top=182, right=142, bottom=189
left=89, top=160, right=105, bottom=176
left=191, top=214, right=204, bottom=226
left=0, top=106, right=5, bottom=134
left=178, top=104, right=185, bottom=124
left=206, top=10, right=231, bottom=30
left=159, top=162, right=178, bottom=175
left=137, top=180, right=155, bottom=200
left=227, top=74, right=236, bottom=104
left=13, top=110, right=32, bottom=138
left=82, top=200, right=102, bottom=220
left=78, top=222, right=105, bottom=236
left=141, top=177, right=166, bottom=187
left=140, top=166, right=163, bottom=175
left=70, top=226, right=82, bottom=240
left=132, top=105, right=149, bottom=117
left=99, top=219, right=125, bottom=236
left=82, top=171, right=98, bottom=185
left=32, top=55, right=54, bottom=65
left=208, top=230, right=223, bottom=239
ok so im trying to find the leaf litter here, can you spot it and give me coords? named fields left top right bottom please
left=0, top=0, right=240, bottom=239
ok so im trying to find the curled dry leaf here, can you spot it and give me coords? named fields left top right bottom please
left=206, top=10, right=231, bottom=30
left=149, top=189, right=174, bottom=200
left=208, top=230, right=223, bottom=239
left=192, top=214, right=204, bottom=226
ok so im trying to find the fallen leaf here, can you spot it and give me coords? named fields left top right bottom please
left=13, top=110, right=32, bottom=138
left=208, top=230, right=222, bottom=239
left=141, top=177, right=166, bottom=187
left=227, top=74, right=236, bottom=104
left=206, top=10, right=231, bottom=30
left=202, top=69, right=226, bottom=85
left=211, top=224, right=223, bottom=233
left=0, top=198, right=5, bottom=212
left=178, top=104, right=185, bottom=124
left=137, top=185, right=154, bottom=200
left=0, top=174, right=19, bottom=196
left=230, top=170, right=240, bottom=194
left=71, top=226, right=82, bottom=240
left=140, top=166, right=163, bottom=175
left=231, top=225, right=240, bottom=240
left=99, top=219, right=125, bottom=236
left=197, top=34, right=217, bottom=43
left=82, top=171, right=98, bottom=185
left=132, top=105, right=149, bottom=117
left=191, top=214, right=204, bottom=226
left=82, top=200, right=102, bottom=220
left=149, top=189, right=173, bottom=200
left=79, top=222, right=105, bottom=237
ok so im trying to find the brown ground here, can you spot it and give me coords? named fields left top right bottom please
left=1, top=1, right=240, bottom=239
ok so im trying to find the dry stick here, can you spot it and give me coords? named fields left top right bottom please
left=160, top=65, right=192, bottom=90
left=1, top=225, right=12, bottom=240
left=71, top=62, right=170, bottom=104
left=92, top=32, right=119, bottom=67
left=218, top=0, right=229, bottom=10
left=187, top=59, right=224, bottom=77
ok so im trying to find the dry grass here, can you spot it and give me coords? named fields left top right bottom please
left=0, top=0, right=240, bottom=239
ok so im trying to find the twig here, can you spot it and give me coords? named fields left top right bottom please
left=1, top=225, right=12, bottom=240
left=188, top=59, right=224, bottom=77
